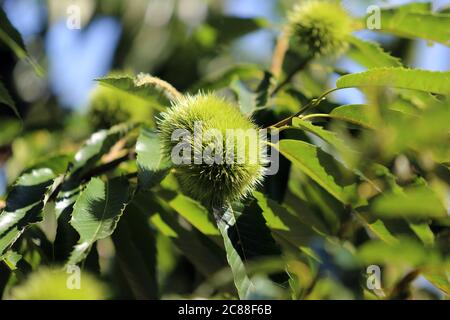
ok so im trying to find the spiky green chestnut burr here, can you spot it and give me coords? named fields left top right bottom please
left=158, top=93, right=266, bottom=207
left=288, top=0, right=352, bottom=57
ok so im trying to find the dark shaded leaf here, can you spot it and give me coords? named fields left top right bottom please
left=67, top=177, right=131, bottom=266
left=0, top=169, right=57, bottom=256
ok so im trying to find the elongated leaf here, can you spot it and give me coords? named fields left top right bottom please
left=347, top=36, right=402, bottom=69
left=354, top=212, right=398, bottom=245
left=375, top=6, right=450, bottom=45
left=409, top=223, right=435, bottom=247
left=371, top=186, right=447, bottom=219
left=136, top=127, right=170, bottom=189
left=164, top=193, right=219, bottom=236
left=69, top=123, right=136, bottom=179
left=0, top=250, right=22, bottom=270
left=67, top=177, right=131, bottom=266
left=96, top=74, right=179, bottom=107
left=214, top=206, right=255, bottom=299
left=336, top=68, right=450, bottom=95
left=291, top=118, right=353, bottom=155
left=55, top=123, right=134, bottom=221
left=0, top=81, right=20, bottom=119
left=0, top=169, right=56, bottom=256
left=111, top=202, right=158, bottom=299
left=214, top=202, right=287, bottom=299
left=277, top=140, right=358, bottom=205
left=0, top=8, right=43, bottom=76
left=329, top=104, right=374, bottom=128
left=0, top=8, right=25, bottom=54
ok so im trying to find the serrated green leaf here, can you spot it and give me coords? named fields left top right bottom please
left=165, top=193, right=219, bottom=236
left=291, top=118, right=354, bottom=155
left=214, top=205, right=255, bottom=299
left=347, top=36, right=402, bottom=69
left=136, top=127, right=170, bottom=189
left=0, top=80, right=20, bottom=119
left=336, top=68, right=450, bottom=95
left=277, top=140, right=358, bottom=205
left=67, top=177, right=131, bottom=266
left=329, top=104, right=374, bottom=128
left=96, top=74, right=178, bottom=108
left=214, top=201, right=287, bottom=299
left=356, top=213, right=397, bottom=244
left=375, top=5, right=450, bottom=45
left=0, top=168, right=56, bottom=256
left=53, top=124, right=135, bottom=262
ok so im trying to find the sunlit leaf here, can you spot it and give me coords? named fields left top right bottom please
left=277, top=140, right=358, bottom=205
left=254, top=191, right=321, bottom=260
left=328, top=104, right=374, bottom=128
left=347, top=36, right=402, bottom=69
left=337, top=68, right=450, bottom=95
left=165, top=194, right=218, bottom=236
left=214, top=205, right=255, bottom=299
left=291, top=118, right=354, bottom=155
left=0, top=118, right=22, bottom=146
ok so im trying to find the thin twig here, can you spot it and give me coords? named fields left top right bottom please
left=270, top=26, right=290, bottom=79
left=267, top=87, right=341, bottom=129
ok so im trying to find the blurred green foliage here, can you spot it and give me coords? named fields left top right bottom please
left=0, top=0, right=449, bottom=300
